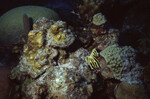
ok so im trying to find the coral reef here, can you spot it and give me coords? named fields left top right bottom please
left=9, top=17, right=98, bottom=98
left=0, top=6, right=60, bottom=46
left=6, top=1, right=149, bottom=98
left=25, top=60, right=97, bottom=98
left=100, top=44, right=144, bottom=84
left=9, top=18, right=76, bottom=79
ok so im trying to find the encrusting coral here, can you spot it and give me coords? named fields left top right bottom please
left=46, top=21, right=75, bottom=48
left=25, top=59, right=97, bottom=98
left=32, top=17, right=54, bottom=31
left=92, top=13, right=107, bottom=26
left=19, top=30, right=49, bottom=78
left=49, top=25, right=66, bottom=43
left=9, top=17, right=99, bottom=98
left=10, top=18, right=76, bottom=79
left=100, top=44, right=131, bottom=79
left=100, top=44, right=144, bottom=84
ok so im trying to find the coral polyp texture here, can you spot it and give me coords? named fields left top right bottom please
left=100, top=44, right=144, bottom=84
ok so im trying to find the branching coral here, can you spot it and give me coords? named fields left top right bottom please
left=85, top=48, right=100, bottom=69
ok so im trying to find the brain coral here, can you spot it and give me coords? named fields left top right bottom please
left=0, top=6, right=60, bottom=46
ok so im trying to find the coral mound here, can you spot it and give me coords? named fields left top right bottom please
left=9, top=17, right=98, bottom=98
